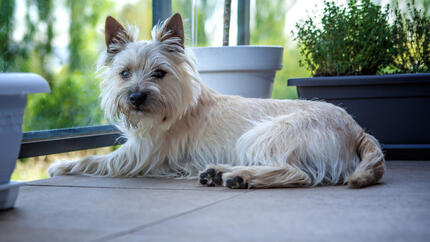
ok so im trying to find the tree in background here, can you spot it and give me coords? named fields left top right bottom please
left=391, top=0, right=430, bottom=14
left=173, top=0, right=216, bottom=46
left=1, top=0, right=54, bottom=82
left=0, top=0, right=113, bottom=131
left=120, top=0, right=152, bottom=40
left=119, top=0, right=215, bottom=47
left=0, top=0, right=16, bottom=72
left=250, top=0, right=310, bottom=99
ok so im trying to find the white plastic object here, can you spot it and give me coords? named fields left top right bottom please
left=0, top=73, right=50, bottom=210
left=191, top=46, right=283, bottom=98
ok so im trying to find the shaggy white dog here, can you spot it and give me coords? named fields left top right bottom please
left=48, top=13, right=385, bottom=189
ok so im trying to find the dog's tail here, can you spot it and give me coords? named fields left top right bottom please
left=347, top=132, right=385, bottom=188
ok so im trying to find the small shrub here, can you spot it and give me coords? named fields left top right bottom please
left=391, top=0, right=430, bottom=73
left=294, top=0, right=394, bottom=76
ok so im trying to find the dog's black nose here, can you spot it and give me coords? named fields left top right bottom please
left=129, top=92, right=147, bottom=107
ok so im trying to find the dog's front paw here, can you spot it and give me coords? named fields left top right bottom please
left=225, top=176, right=249, bottom=189
left=47, top=161, right=72, bottom=177
left=199, top=168, right=223, bottom=186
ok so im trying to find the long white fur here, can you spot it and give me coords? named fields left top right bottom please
left=48, top=14, right=385, bottom=188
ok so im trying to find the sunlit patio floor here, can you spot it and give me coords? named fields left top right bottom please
left=1, top=160, right=429, bottom=242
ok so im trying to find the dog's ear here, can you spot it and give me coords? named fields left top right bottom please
left=159, top=13, right=184, bottom=49
left=105, top=16, right=133, bottom=53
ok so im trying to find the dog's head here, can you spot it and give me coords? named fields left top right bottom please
left=98, top=13, right=201, bottom=130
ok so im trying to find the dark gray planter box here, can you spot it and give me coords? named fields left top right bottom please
left=288, top=73, right=430, bottom=160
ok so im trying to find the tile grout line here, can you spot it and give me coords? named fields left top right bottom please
left=90, top=190, right=255, bottom=242
left=23, top=183, right=239, bottom=192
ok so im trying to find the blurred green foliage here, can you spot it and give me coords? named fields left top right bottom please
left=1, top=0, right=114, bottom=131
left=391, top=0, right=430, bottom=73
left=27, top=0, right=113, bottom=130
left=120, top=0, right=152, bottom=40
left=173, top=0, right=216, bottom=47
left=295, top=0, right=430, bottom=76
left=251, top=0, right=309, bottom=99
left=0, top=0, right=16, bottom=72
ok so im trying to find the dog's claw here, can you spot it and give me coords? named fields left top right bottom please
left=206, top=168, right=215, bottom=176
left=199, top=178, right=208, bottom=185
left=199, top=172, right=207, bottom=179
left=226, top=176, right=248, bottom=189
left=214, top=172, right=223, bottom=185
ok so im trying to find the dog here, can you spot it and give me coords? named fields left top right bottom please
left=48, top=13, right=385, bottom=189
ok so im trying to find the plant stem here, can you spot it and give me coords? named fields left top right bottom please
left=223, top=0, right=231, bottom=46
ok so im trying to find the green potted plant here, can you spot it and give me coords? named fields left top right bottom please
left=288, top=0, right=430, bottom=159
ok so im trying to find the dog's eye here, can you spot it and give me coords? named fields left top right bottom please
left=120, top=70, right=131, bottom=79
left=151, top=69, right=166, bottom=79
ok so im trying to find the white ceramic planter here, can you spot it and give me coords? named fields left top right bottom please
left=0, top=73, right=50, bottom=210
left=191, top=46, right=283, bottom=98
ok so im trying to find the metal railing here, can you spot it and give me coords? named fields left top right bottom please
left=19, top=125, right=125, bottom=158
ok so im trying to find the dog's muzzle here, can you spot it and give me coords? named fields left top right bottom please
left=129, top=91, right=148, bottom=109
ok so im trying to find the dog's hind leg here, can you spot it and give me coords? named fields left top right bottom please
left=199, top=165, right=311, bottom=189
left=226, top=165, right=311, bottom=188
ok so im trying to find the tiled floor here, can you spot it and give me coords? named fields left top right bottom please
left=1, top=161, right=429, bottom=242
